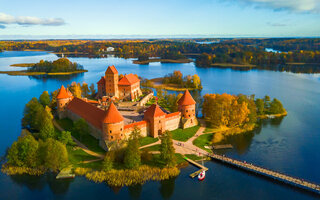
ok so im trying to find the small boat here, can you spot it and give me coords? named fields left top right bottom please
left=198, top=170, right=206, bottom=181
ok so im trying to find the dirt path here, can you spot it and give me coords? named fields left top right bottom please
left=139, top=140, right=161, bottom=149
left=53, top=119, right=104, bottom=159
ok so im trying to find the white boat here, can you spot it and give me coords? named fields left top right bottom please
left=198, top=170, right=206, bottom=181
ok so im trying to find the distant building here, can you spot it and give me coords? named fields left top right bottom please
left=97, top=65, right=142, bottom=101
left=56, top=66, right=198, bottom=151
left=106, top=47, right=114, bottom=52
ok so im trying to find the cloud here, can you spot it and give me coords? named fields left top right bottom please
left=0, top=13, right=65, bottom=26
left=238, top=0, right=320, bottom=13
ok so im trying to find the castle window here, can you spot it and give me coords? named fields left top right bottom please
left=110, top=130, right=112, bottom=133
left=186, top=110, right=188, bottom=112
left=189, top=115, right=191, bottom=117
left=159, top=120, right=161, bottom=123
left=111, top=136, right=113, bottom=139
left=120, top=128, right=122, bottom=131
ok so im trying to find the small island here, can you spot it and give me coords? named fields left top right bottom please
left=141, top=70, right=202, bottom=91
left=1, top=58, right=87, bottom=76
left=1, top=65, right=287, bottom=188
left=133, top=58, right=192, bottom=64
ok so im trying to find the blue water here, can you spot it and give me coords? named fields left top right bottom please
left=0, top=51, right=319, bottom=200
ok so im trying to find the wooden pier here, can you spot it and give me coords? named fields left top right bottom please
left=207, top=153, right=320, bottom=194
left=184, top=157, right=208, bottom=178
left=212, top=144, right=233, bottom=150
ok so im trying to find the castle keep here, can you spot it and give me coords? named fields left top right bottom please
left=56, top=66, right=198, bottom=150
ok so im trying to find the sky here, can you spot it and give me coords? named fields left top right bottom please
left=0, top=0, right=320, bottom=39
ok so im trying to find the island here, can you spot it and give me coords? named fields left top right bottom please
left=141, top=70, right=202, bottom=91
left=1, top=65, right=287, bottom=187
left=1, top=58, right=87, bottom=76
left=133, top=58, right=192, bottom=64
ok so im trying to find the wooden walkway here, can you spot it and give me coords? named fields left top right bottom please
left=206, top=152, right=320, bottom=194
left=212, top=144, right=233, bottom=150
left=184, top=157, right=208, bottom=178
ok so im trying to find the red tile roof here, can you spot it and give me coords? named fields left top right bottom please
left=67, top=97, right=106, bottom=130
left=97, top=77, right=105, bottom=85
left=177, top=90, right=196, bottom=106
left=57, top=85, right=72, bottom=99
left=165, top=112, right=181, bottom=118
left=144, top=104, right=166, bottom=119
left=106, top=65, right=118, bottom=74
left=124, top=120, right=147, bottom=130
left=118, top=74, right=140, bottom=86
left=103, top=102, right=124, bottom=123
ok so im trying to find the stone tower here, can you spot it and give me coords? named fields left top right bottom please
left=56, top=85, right=73, bottom=119
left=143, top=104, right=166, bottom=138
left=177, top=90, right=198, bottom=128
left=102, top=102, right=124, bottom=142
left=105, top=65, right=119, bottom=98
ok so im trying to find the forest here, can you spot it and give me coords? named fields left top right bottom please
left=28, top=58, right=85, bottom=73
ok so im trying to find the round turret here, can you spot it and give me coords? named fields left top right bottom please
left=177, top=90, right=196, bottom=119
left=102, top=102, right=124, bottom=141
left=56, top=85, right=73, bottom=118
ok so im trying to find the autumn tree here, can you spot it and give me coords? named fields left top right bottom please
left=89, top=83, right=96, bottom=97
left=39, top=106, right=55, bottom=140
left=69, top=82, right=82, bottom=98
left=124, top=127, right=141, bottom=169
left=102, top=151, right=114, bottom=171
left=192, top=74, right=202, bottom=89
left=81, top=82, right=90, bottom=97
left=269, top=98, right=286, bottom=114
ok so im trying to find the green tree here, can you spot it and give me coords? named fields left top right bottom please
left=160, top=131, right=176, bottom=167
left=124, top=127, right=141, bottom=169
left=39, top=91, right=50, bottom=107
left=263, top=95, right=271, bottom=110
left=40, top=138, right=69, bottom=171
left=73, top=118, right=89, bottom=141
left=255, top=98, right=265, bottom=115
left=102, top=152, right=114, bottom=171
left=57, top=131, right=74, bottom=145
left=39, top=106, right=55, bottom=140
left=269, top=98, right=286, bottom=114
left=7, top=133, right=39, bottom=167
left=22, top=97, right=44, bottom=131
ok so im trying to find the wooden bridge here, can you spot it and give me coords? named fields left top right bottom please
left=207, top=152, right=320, bottom=194
left=184, top=157, right=208, bottom=178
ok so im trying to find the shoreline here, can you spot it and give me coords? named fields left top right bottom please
left=133, top=58, right=193, bottom=65
left=143, top=77, right=200, bottom=91
left=0, top=70, right=88, bottom=76
left=210, top=63, right=256, bottom=68
left=10, top=63, right=35, bottom=67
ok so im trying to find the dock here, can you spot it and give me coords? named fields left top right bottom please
left=56, top=166, right=75, bottom=179
left=184, top=157, right=208, bottom=178
left=212, top=144, right=233, bottom=150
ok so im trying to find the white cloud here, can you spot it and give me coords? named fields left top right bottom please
left=238, top=0, right=320, bottom=13
left=0, top=13, right=65, bottom=26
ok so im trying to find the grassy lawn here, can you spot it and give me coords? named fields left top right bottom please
left=193, top=133, right=213, bottom=152
left=71, top=130, right=105, bottom=154
left=139, top=136, right=159, bottom=147
left=184, top=154, right=202, bottom=161
left=56, top=118, right=74, bottom=131
left=171, top=126, right=200, bottom=142
left=142, top=153, right=187, bottom=168
left=141, top=144, right=161, bottom=151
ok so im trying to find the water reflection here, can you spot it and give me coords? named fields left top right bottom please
left=159, top=177, right=176, bottom=200
left=9, top=172, right=73, bottom=194
left=28, top=73, right=84, bottom=81
left=128, top=184, right=142, bottom=200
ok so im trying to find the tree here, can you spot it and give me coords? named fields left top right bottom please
left=39, top=91, right=50, bottom=107
left=39, top=106, right=55, bottom=140
left=50, top=89, right=59, bottom=109
left=89, top=83, right=96, bottom=97
left=255, top=98, right=265, bottom=115
left=40, top=138, right=69, bottom=171
left=192, top=74, right=202, bottom=89
left=102, top=152, right=114, bottom=171
left=69, top=82, right=82, bottom=98
left=7, top=133, right=39, bottom=167
left=22, top=97, right=44, bottom=131
left=73, top=118, right=89, bottom=141
left=81, top=82, right=90, bottom=97
left=269, top=98, right=286, bottom=114
left=160, top=131, right=176, bottom=167
left=124, top=127, right=141, bottom=169
left=263, top=95, right=271, bottom=110
left=57, top=131, right=74, bottom=145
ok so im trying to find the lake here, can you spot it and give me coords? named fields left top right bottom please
left=0, top=51, right=319, bottom=200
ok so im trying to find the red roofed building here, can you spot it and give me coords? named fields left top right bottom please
left=97, top=66, right=142, bottom=100
left=102, top=102, right=125, bottom=141
left=57, top=85, right=73, bottom=118
left=143, top=104, right=167, bottom=137
left=178, top=90, right=198, bottom=128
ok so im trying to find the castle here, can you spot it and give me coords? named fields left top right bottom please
left=56, top=66, right=198, bottom=150
left=97, top=65, right=142, bottom=101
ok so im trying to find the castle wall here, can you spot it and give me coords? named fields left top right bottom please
left=123, top=121, right=148, bottom=138
left=66, top=109, right=102, bottom=140
left=102, top=121, right=124, bottom=141
left=179, top=104, right=196, bottom=119
left=165, top=112, right=181, bottom=131
left=137, top=92, right=154, bottom=106
left=182, top=116, right=198, bottom=129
